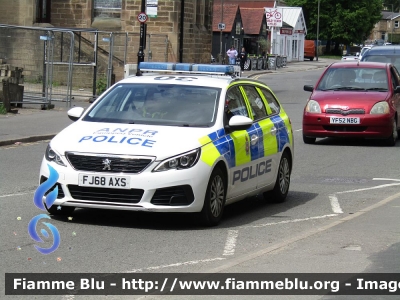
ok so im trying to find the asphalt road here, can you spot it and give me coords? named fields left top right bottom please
left=1, top=68, right=399, bottom=300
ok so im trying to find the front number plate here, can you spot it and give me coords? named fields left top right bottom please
left=78, top=174, right=130, bottom=189
left=329, top=117, right=360, bottom=124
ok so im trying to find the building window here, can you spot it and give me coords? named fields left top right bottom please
left=395, top=21, right=399, bottom=28
left=94, top=0, right=121, bottom=18
left=236, top=22, right=241, bottom=35
left=36, top=0, right=51, bottom=23
left=196, top=0, right=205, bottom=26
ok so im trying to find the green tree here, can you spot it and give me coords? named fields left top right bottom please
left=286, top=0, right=382, bottom=53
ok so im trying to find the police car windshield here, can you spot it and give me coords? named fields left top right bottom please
left=83, top=84, right=221, bottom=127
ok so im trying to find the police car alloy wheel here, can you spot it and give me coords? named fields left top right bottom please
left=38, top=62, right=294, bottom=226
left=265, top=151, right=291, bottom=203
left=200, top=167, right=226, bottom=226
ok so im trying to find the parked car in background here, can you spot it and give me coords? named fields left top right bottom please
left=303, top=61, right=400, bottom=146
left=341, top=53, right=359, bottom=62
left=360, top=45, right=400, bottom=71
left=358, top=45, right=372, bottom=60
left=304, top=40, right=315, bottom=61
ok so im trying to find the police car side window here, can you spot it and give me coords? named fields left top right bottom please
left=258, top=87, right=280, bottom=115
left=225, top=86, right=249, bottom=117
left=241, top=85, right=267, bottom=121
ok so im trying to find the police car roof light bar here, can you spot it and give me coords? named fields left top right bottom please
left=138, top=62, right=235, bottom=75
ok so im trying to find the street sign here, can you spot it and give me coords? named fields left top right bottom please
left=137, top=12, right=148, bottom=23
left=265, top=8, right=283, bottom=27
left=218, top=23, right=225, bottom=30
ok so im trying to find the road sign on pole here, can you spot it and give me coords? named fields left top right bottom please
left=137, top=12, right=148, bottom=23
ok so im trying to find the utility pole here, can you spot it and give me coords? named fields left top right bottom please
left=219, top=0, right=224, bottom=64
left=136, top=0, right=146, bottom=76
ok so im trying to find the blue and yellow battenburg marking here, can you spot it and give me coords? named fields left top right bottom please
left=199, top=114, right=291, bottom=168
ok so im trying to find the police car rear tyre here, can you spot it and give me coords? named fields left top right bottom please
left=303, top=135, right=316, bottom=144
left=200, top=168, right=226, bottom=226
left=45, top=204, right=75, bottom=216
left=265, top=152, right=291, bottom=203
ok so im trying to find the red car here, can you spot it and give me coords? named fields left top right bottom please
left=303, top=61, right=400, bottom=146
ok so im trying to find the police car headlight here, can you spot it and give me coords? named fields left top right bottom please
left=305, top=100, right=321, bottom=113
left=153, top=148, right=200, bottom=172
left=45, top=144, right=66, bottom=167
left=370, top=101, right=389, bottom=114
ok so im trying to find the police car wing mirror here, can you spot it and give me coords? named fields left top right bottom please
left=68, top=107, right=85, bottom=122
left=303, top=85, right=314, bottom=92
left=228, top=115, right=253, bottom=131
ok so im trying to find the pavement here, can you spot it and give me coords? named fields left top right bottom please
left=0, top=58, right=339, bottom=147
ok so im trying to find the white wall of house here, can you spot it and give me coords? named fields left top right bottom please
left=270, top=7, right=307, bottom=62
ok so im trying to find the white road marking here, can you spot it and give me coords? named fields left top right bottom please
left=373, top=178, right=400, bottom=182
left=206, top=191, right=400, bottom=273
left=0, top=192, right=33, bottom=198
left=124, top=257, right=226, bottom=273
left=336, top=183, right=400, bottom=194
left=240, top=214, right=338, bottom=229
left=329, top=195, right=343, bottom=213
left=294, top=129, right=303, bottom=132
left=223, top=230, right=239, bottom=256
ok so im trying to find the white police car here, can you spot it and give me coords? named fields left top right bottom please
left=39, top=62, right=294, bottom=226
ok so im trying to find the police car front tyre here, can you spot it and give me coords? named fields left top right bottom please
left=303, top=135, right=316, bottom=144
left=45, top=204, right=75, bottom=216
left=199, top=168, right=226, bottom=226
left=264, top=151, right=291, bottom=203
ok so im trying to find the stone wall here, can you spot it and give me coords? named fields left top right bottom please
left=0, top=0, right=214, bottom=94
left=0, top=0, right=34, bottom=26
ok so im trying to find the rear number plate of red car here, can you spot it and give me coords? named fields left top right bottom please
left=330, top=117, right=360, bottom=124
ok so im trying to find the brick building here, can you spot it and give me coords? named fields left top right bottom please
left=0, top=0, right=213, bottom=81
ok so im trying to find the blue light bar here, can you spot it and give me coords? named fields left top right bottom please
left=139, top=62, right=176, bottom=71
left=138, top=62, right=235, bottom=75
left=175, top=63, right=193, bottom=71
left=191, top=64, right=234, bottom=74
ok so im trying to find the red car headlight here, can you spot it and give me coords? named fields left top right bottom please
left=305, top=100, right=321, bottom=113
left=370, top=101, right=389, bottom=114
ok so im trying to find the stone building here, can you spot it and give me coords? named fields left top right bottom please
left=0, top=0, right=213, bottom=86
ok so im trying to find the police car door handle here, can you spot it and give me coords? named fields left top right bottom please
left=270, top=127, right=277, bottom=136
left=251, top=135, right=258, bottom=143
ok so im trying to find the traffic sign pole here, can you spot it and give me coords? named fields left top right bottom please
left=136, top=0, right=146, bottom=76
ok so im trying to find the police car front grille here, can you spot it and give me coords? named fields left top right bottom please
left=40, top=176, right=65, bottom=199
left=67, top=185, right=143, bottom=204
left=325, top=108, right=365, bottom=115
left=151, top=185, right=194, bottom=206
left=66, top=153, right=152, bottom=173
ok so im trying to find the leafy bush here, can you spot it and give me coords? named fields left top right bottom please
left=0, top=103, right=7, bottom=114
left=96, top=76, right=107, bottom=95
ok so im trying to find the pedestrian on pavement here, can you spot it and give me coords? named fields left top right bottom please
left=239, top=47, right=247, bottom=71
left=226, top=46, right=238, bottom=65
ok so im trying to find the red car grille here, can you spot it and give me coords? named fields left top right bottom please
left=325, top=108, right=365, bottom=115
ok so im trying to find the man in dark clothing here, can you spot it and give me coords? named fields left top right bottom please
left=239, top=47, right=247, bottom=71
